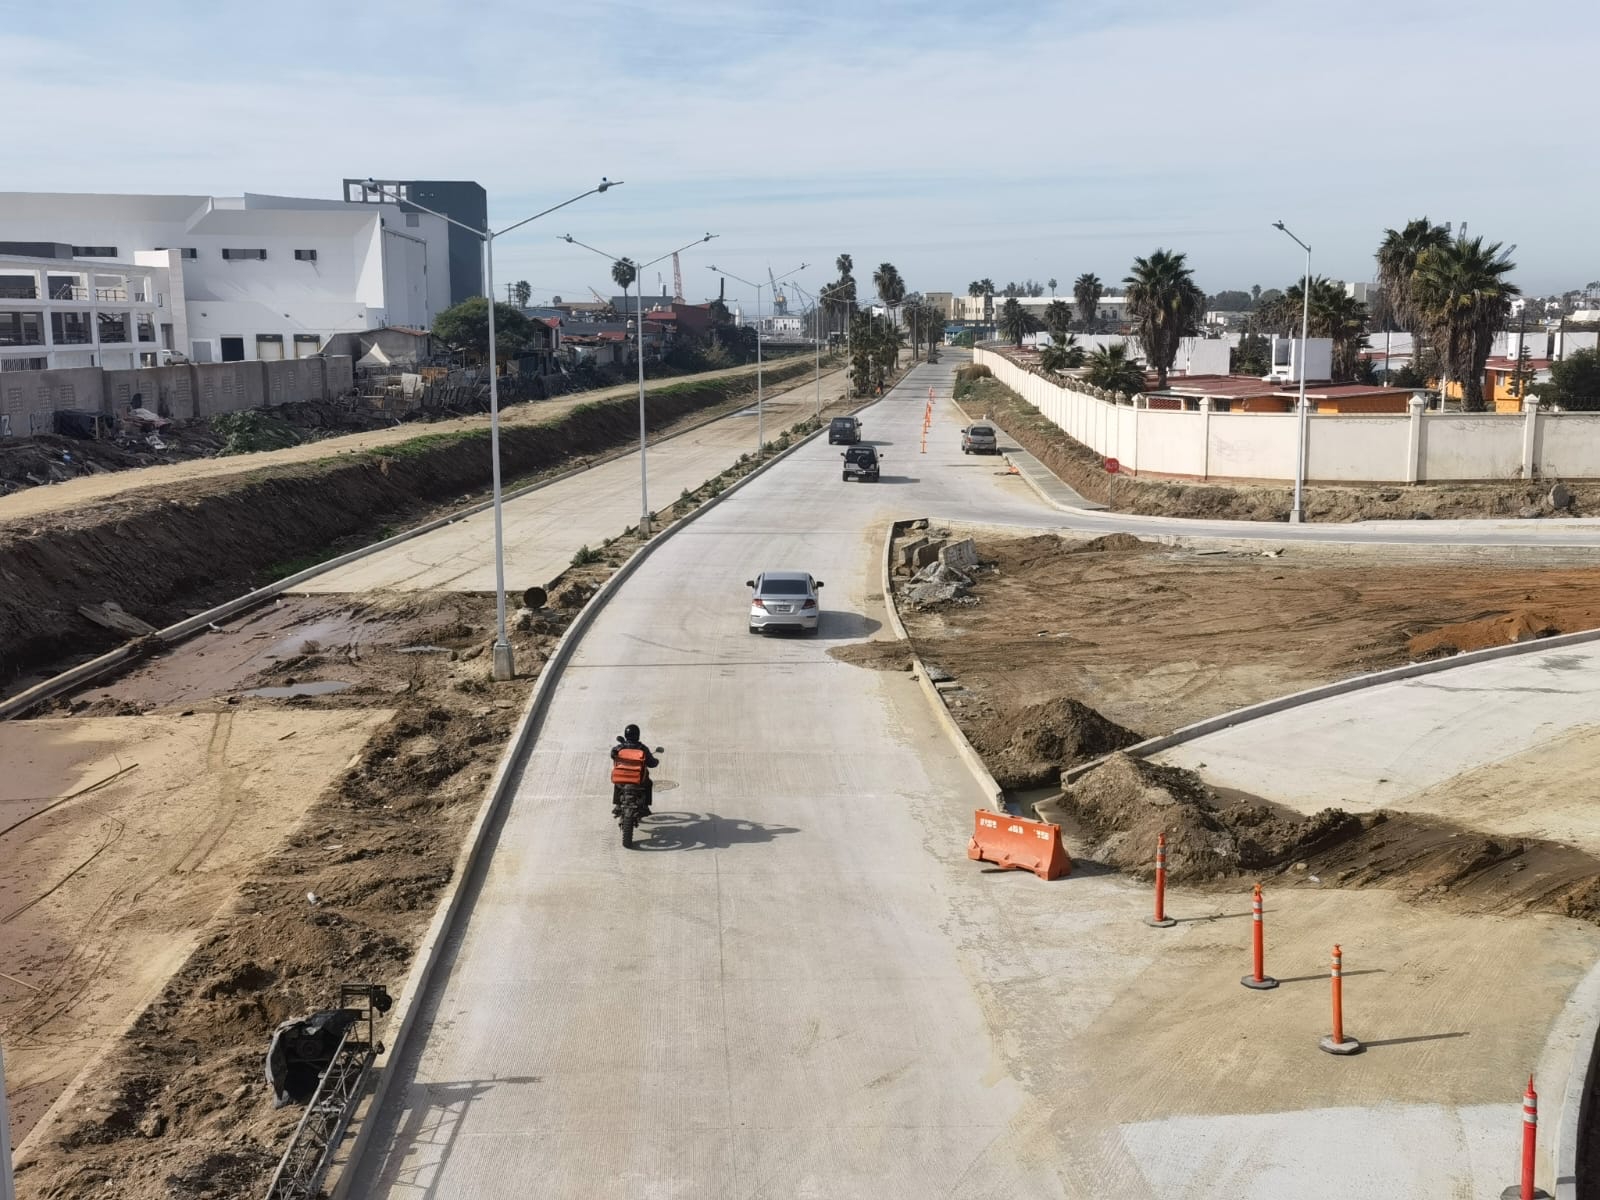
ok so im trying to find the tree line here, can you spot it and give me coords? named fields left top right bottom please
left=991, top=219, right=1522, bottom=409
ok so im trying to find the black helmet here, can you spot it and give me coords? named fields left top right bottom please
left=623, top=723, right=640, bottom=742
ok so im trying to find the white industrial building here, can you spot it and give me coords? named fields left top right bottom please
left=0, top=191, right=452, bottom=368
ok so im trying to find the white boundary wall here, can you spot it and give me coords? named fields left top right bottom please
left=973, top=346, right=1600, bottom=483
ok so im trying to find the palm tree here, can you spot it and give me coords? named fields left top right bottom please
left=1411, top=235, right=1520, bottom=411
left=873, top=262, right=906, bottom=327
left=1048, top=277, right=1058, bottom=297
left=513, top=280, right=532, bottom=309
left=1258, top=276, right=1371, bottom=382
left=1073, top=273, right=1103, bottom=330
left=1376, top=218, right=1450, bottom=347
left=998, top=298, right=1039, bottom=348
left=1042, top=299, right=1073, bottom=342
left=1083, top=343, right=1145, bottom=393
left=611, top=257, right=637, bottom=293
left=1039, top=334, right=1085, bottom=374
left=1123, top=250, right=1204, bottom=387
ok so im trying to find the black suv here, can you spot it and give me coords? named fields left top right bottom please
left=841, top=445, right=882, bottom=482
left=828, top=416, right=861, bottom=444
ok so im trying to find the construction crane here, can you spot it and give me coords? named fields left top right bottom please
left=588, top=286, right=609, bottom=307
left=672, top=252, right=684, bottom=304
left=768, top=266, right=788, bottom=316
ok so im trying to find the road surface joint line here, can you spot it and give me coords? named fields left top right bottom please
left=333, top=380, right=874, bottom=1197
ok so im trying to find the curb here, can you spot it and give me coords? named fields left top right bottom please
left=878, top=518, right=1005, bottom=812
left=330, top=385, right=866, bottom=1195
left=1541, top=955, right=1600, bottom=1198
left=1060, top=623, right=1600, bottom=785
left=1000, top=450, right=1109, bottom=512
left=0, top=364, right=847, bottom=721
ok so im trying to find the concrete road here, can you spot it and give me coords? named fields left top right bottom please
left=350, top=360, right=1600, bottom=1198
left=1155, top=642, right=1600, bottom=851
left=299, top=369, right=850, bottom=595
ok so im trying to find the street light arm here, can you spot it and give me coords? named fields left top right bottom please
left=707, top=265, right=759, bottom=291
left=361, top=181, right=487, bottom=239
left=494, top=180, right=622, bottom=238
left=359, top=178, right=621, bottom=241
left=1272, top=220, right=1311, bottom=254
left=640, top=234, right=716, bottom=273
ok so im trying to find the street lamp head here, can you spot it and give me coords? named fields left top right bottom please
left=1272, top=220, right=1286, bottom=231
left=597, top=177, right=619, bottom=193
left=362, top=177, right=380, bottom=191
left=560, top=234, right=574, bottom=243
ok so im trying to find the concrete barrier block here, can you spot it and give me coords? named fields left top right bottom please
left=898, top=537, right=929, bottom=569
left=940, top=537, right=978, bottom=570
left=913, top=540, right=944, bottom=569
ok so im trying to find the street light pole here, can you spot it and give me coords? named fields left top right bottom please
left=560, top=234, right=716, bottom=536
left=707, top=263, right=806, bottom=457
left=363, top=177, right=620, bottom=678
left=1273, top=220, right=1312, bottom=524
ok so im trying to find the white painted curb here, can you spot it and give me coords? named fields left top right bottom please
left=878, top=519, right=1005, bottom=812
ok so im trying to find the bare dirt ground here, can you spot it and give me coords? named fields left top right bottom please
left=955, top=372, right=1600, bottom=521
left=3, top=407, right=844, bottom=1197
left=859, top=528, right=1600, bottom=921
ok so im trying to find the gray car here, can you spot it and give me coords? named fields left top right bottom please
left=745, top=570, right=824, bottom=635
left=962, top=423, right=999, bottom=454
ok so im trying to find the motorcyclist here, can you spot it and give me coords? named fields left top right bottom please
left=610, top=723, right=659, bottom=815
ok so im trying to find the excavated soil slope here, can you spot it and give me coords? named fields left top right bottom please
left=0, top=360, right=813, bottom=683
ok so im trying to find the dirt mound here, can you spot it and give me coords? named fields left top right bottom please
left=971, top=698, right=1142, bottom=790
left=1057, top=753, right=1360, bottom=879
left=829, top=641, right=914, bottom=672
left=1407, top=609, right=1575, bottom=658
left=1067, top=532, right=1154, bottom=554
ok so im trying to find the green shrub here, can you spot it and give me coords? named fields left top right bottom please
left=571, top=544, right=602, bottom=567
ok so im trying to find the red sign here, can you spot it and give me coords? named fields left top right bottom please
left=1104, top=457, right=1120, bottom=474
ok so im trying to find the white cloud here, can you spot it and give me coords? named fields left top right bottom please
left=2, top=0, right=1595, bottom=297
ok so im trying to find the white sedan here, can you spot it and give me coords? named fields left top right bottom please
left=745, top=570, right=824, bottom=635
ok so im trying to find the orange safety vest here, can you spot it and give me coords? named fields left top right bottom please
left=610, top=746, right=648, bottom=786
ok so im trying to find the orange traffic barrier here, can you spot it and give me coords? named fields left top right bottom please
left=1240, top=883, right=1278, bottom=990
left=968, top=811, right=1071, bottom=880
left=1319, top=944, right=1363, bottom=1055
left=1146, top=832, right=1176, bottom=927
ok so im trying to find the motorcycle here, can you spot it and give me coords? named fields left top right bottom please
left=611, top=738, right=664, bottom=848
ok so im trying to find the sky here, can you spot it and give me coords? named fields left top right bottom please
left=5, top=0, right=1598, bottom=311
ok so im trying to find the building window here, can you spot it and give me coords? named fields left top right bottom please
left=52, top=311, right=92, bottom=345
left=136, top=313, right=156, bottom=343
left=97, top=311, right=130, bottom=344
left=154, top=247, right=199, bottom=259
left=293, top=248, right=318, bottom=262
left=0, top=311, right=44, bottom=347
left=405, top=213, right=420, bottom=228
left=139, top=352, right=159, bottom=367
left=47, top=273, right=87, bottom=300
left=71, top=245, right=118, bottom=257
left=0, top=356, right=48, bottom=372
left=221, top=248, right=268, bottom=261
left=0, top=272, right=38, bottom=300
